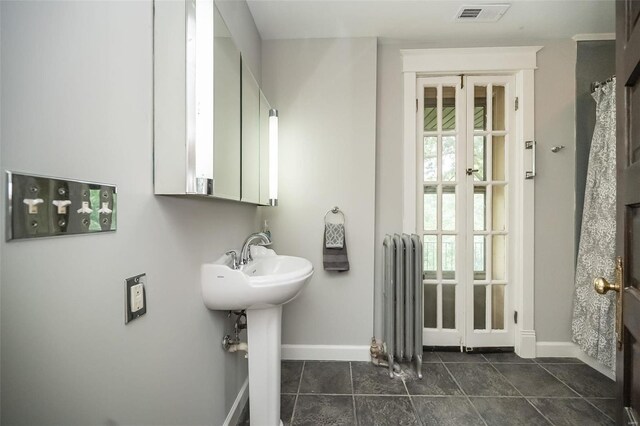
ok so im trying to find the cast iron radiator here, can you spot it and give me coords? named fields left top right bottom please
left=382, top=234, right=423, bottom=378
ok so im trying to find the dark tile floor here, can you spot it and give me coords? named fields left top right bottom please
left=238, top=352, right=616, bottom=426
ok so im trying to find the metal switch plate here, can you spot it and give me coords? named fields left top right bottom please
left=125, top=274, right=146, bottom=324
left=6, top=171, right=117, bottom=241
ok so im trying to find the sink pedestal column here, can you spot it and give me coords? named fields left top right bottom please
left=246, top=305, right=282, bottom=426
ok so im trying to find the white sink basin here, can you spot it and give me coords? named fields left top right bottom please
left=201, top=251, right=314, bottom=311
left=201, top=249, right=314, bottom=425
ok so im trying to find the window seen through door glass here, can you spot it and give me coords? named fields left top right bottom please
left=424, top=284, right=437, bottom=328
left=442, top=87, right=456, bottom=131
left=442, top=285, right=456, bottom=329
left=492, top=285, right=505, bottom=330
left=492, top=86, right=505, bottom=131
left=492, top=135, right=506, bottom=181
left=442, top=186, right=456, bottom=231
left=474, top=86, right=487, bottom=130
left=424, top=235, right=437, bottom=279
left=442, top=235, right=456, bottom=279
left=473, top=136, right=486, bottom=181
left=442, top=136, right=456, bottom=181
left=423, top=186, right=437, bottom=231
left=474, top=186, right=486, bottom=231
left=424, top=87, right=437, bottom=131
left=474, top=285, right=486, bottom=329
left=424, top=136, right=437, bottom=181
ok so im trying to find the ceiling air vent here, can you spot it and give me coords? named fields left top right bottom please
left=455, top=4, right=511, bottom=22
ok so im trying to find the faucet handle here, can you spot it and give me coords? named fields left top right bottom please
left=225, top=250, right=239, bottom=269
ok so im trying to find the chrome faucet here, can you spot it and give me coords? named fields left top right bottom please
left=240, top=232, right=272, bottom=265
left=225, top=250, right=239, bottom=269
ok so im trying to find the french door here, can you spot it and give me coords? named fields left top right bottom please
left=418, top=75, right=515, bottom=348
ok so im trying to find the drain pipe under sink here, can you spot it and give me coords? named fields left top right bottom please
left=223, top=310, right=248, bottom=357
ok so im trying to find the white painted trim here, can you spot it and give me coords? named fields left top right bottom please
left=281, top=345, right=370, bottom=361
left=516, top=329, right=537, bottom=358
left=403, top=47, right=538, bottom=350
left=403, top=72, right=417, bottom=233
left=572, top=33, right=616, bottom=41
left=516, top=68, right=536, bottom=353
left=536, top=342, right=615, bottom=380
left=401, top=46, right=542, bottom=73
left=223, top=377, right=249, bottom=426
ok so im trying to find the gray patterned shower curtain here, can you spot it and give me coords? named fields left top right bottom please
left=571, top=78, right=617, bottom=369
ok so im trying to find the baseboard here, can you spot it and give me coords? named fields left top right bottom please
left=536, top=341, right=615, bottom=380
left=281, top=344, right=371, bottom=361
left=223, top=377, right=249, bottom=426
left=516, top=329, right=537, bottom=358
left=536, top=341, right=578, bottom=357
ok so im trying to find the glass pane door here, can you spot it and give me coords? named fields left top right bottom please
left=418, top=75, right=515, bottom=349
left=418, top=77, right=464, bottom=347
left=465, top=76, right=514, bottom=348
left=465, top=77, right=513, bottom=347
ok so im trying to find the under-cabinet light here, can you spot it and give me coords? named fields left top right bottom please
left=269, top=108, right=278, bottom=206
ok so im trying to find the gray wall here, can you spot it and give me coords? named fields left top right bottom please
left=261, top=38, right=378, bottom=346
left=575, top=40, right=616, bottom=256
left=0, top=1, right=262, bottom=424
left=533, top=39, right=578, bottom=342
left=375, top=39, right=580, bottom=343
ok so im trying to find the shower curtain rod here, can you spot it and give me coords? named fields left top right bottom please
left=591, top=76, right=615, bottom=93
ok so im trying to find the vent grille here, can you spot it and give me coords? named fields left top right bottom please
left=459, top=8, right=482, bottom=19
left=455, top=4, right=511, bottom=22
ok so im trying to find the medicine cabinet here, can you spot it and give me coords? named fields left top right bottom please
left=153, top=0, right=274, bottom=206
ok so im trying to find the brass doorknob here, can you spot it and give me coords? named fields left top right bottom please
left=593, top=257, right=624, bottom=350
left=594, top=277, right=620, bottom=294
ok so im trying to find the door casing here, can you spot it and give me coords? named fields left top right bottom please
left=402, top=46, right=540, bottom=357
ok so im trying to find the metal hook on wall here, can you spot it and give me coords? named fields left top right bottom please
left=551, top=145, right=565, bottom=153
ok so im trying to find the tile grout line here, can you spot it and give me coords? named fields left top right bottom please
left=289, top=361, right=305, bottom=426
left=296, top=361, right=305, bottom=394
left=401, top=371, right=423, bottom=426
left=440, top=361, right=489, bottom=426
left=288, top=392, right=591, bottom=398
left=487, top=361, right=555, bottom=426
left=582, top=398, right=616, bottom=423
left=536, top=363, right=587, bottom=399
left=350, top=362, right=358, bottom=426
left=294, top=392, right=402, bottom=396
left=537, top=363, right=616, bottom=423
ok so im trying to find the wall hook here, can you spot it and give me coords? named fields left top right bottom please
left=551, top=145, right=565, bottom=153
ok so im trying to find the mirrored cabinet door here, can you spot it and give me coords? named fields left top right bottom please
left=153, top=1, right=275, bottom=206
left=241, top=60, right=260, bottom=204
left=213, top=5, right=241, bottom=200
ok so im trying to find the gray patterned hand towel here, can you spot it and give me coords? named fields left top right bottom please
left=323, top=232, right=350, bottom=272
left=325, top=223, right=345, bottom=248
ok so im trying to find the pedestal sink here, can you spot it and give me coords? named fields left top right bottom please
left=201, top=249, right=313, bottom=426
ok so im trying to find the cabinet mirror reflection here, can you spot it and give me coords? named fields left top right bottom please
left=153, top=0, right=274, bottom=206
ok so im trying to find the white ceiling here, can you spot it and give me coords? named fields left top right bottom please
left=245, top=0, right=615, bottom=42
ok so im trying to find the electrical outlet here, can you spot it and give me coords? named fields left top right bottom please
left=130, top=283, right=144, bottom=312
left=125, top=274, right=146, bottom=324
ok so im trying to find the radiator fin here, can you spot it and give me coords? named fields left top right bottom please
left=383, top=234, right=424, bottom=378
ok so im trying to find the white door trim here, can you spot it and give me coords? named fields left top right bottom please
left=401, top=46, right=542, bottom=74
left=402, top=47, right=541, bottom=357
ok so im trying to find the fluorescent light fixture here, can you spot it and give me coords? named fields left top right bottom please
left=269, top=108, right=278, bottom=206
left=194, top=0, right=214, bottom=194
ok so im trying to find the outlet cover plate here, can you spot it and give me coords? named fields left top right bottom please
left=125, top=273, right=146, bottom=324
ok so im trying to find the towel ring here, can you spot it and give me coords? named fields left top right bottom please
left=324, top=206, right=345, bottom=224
